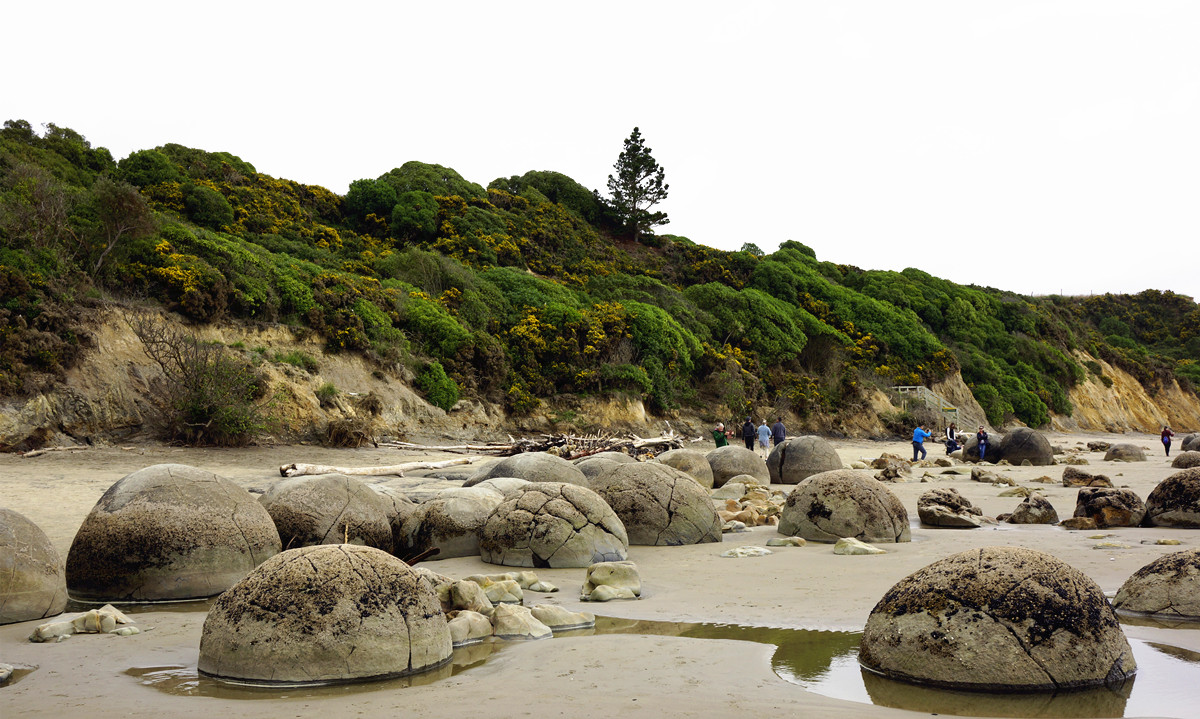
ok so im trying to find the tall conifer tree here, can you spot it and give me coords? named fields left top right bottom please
left=606, top=127, right=669, bottom=243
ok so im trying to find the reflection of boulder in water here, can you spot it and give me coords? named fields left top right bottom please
left=860, top=667, right=1131, bottom=718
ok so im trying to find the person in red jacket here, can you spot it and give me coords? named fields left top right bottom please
left=1162, top=425, right=1176, bottom=456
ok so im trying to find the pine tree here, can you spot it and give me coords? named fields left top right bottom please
left=606, top=127, right=669, bottom=243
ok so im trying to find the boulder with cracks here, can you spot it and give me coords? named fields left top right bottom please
left=478, top=483, right=628, bottom=568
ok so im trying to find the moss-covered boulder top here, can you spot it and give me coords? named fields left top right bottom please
left=860, top=546, right=1135, bottom=691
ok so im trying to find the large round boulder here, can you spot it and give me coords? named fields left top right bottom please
left=198, top=544, right=451, bottom=683
left=1182, top=434, right=1200, bottom=452
left=1073, top=487, right=1145, bottom=528
left=370, top=485, right=417, bottom=557
left=574, top=458, right=622, bottom=483
left=66, top=464, right=281, bottom=602
left=1113, top=548, right=1200, bottom=618
left=479, top=483, right=628, bottom=568
left=917, top=487, right=983, bottom=528
left=860, top=546, right=1136, bottom=691
left=465, top=452, right=588, bottom=488
left=396, top=486, right=504, bottom=560
left=654, top=449, right=715, bottom=489
left=1104, top=443, right=1146, bottom=462
left=1144, top=468, right=1200, bottom=527
left=1006, top=494, right=1059, bottom=525
left=766, top=436, right=843, bottom=485
left=575, top=451, right=636, bottom=465
left=777, top=470, right=910, bottom=543
left=590, top=463, right=721, bottom=545
left=259, top=474, right=392, bottom=552
left=707, top=445, right=769, bottom=488
left=997, top=428, right=1054, bottom=466
left=1, top=509, right=67, bottom=624
left=1170, top=451, right=1200, bottom=469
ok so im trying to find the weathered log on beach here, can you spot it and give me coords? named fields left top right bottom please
left=380, top=430, right=690, bottom=460
left=279, top=457, right=479, bottom=478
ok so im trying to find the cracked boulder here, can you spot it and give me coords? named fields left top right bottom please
left=370, top=486, right=417, bottom=557
left=1170, top=451, right=1200, bottom=470
left=1073, top=487, right=1146, bottom=528
left=198, top=544, right=451, bottom=684
left=1, top=509, right=67, bottom=625
left=767, top=436, right=843, bottom=485
left=66, top=464, right=281, bottom=602
left=590, top=463, right=721, bottom=545
left=396, top=487, right=504, bottom=560
left=464, top=452, right=589, bottom=489
left=1062, top=466, right=1113, bottom=488
left=996, top=428, right=1055, bottom=466
left=1104, top=444, right=1146, bottom=462
left=1144, top=468, right=1200, bottom=528
left=259, top=474, right=392, bottom=552
left=706, top=445, right=769, bottom=488
left=575, top=458, right=622, bottom=483
left=917, top=487, right=984, bottom=528
left=478, top=483, right=628, bottom=568
left=1113, top=548, right=1200, bottom=618
left=1006, top=495, right=1059, bottom=524
left=778, top=470, right=910, bottom=543
left=654, top=449, right=715, bottom=489
left=859, top=546, right=1136, bottom=691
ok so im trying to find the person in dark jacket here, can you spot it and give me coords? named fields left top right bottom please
left=771, top=417, right=786, bottom=446
left=1163, top=425, right=1176, bottom=456
left=742, top=417, right=755, bottom=450
left=976, top=426, right=989, bottom=462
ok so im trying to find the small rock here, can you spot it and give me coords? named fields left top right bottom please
left=581, top=561, right=641, bottom=599
left=711, top=482, right=748, bottom=500
left=1064, top=457, right=1090, bottom=465
left=1031, top=476, right=1056, bottom=483
left=766, top=537, right=806, bottom=547
left=1059, top=517, right=1099, bottom=530
left=528, top=581, right=558, bottom=593
left=1088, top=534, right=1113, bottom=539
left=583, top=584, right=639, bottom=601
left=934, top=458, right=953, bottom=467
left=1087, top=441, right=1111, bottom=452
left=722, top=520, right=749, bottom=533
left=834, top=537, right=886, bottom=555
left=1093, top=542, right=1131, bottom=550
left=1153, top=539, right=1183, bottom=546
left=850, top=461, right=869, bottom=470
left=999, top=486, right=1032, bottom=497
left=529, top=604, right=595, bottom=630
left=447, top=610, right=493, bottom=646
left=720, top=546, right=773, bottom=558
left=491, top=604, right=553, bottom=640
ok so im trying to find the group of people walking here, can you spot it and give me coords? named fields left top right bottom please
left=713, top=416, right=786, bottom=457
left=913, top=422, right=989, bottom=461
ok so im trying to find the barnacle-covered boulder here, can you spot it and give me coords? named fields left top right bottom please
left=1, top=509, right=67, bottom=624
left=1073, top=487, right=1145, bottom=528
left=917, top=487, right=983, bottom=528
left=479, top=483, right=628, bottom=568
left=778, top=470, right=910, bottom=543
left=1144, top=468, right=1200, bottom=528
left=860, top=547, right=1136, bottom=690
left=198, top=545, right=451, bottom=683
left=1113, top=548, right=1200, bottom=618
left=66, top=464, right=281, bottom=602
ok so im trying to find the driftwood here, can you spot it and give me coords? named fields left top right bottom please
left=380, top=429, right=690, bottom=461
left=279, top=457, right=478, bottom=478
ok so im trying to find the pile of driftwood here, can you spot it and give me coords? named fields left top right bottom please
left=380, top=429, right=692, bottom=460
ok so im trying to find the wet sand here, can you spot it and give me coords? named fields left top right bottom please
left=2, top=431, right=1197, bottom=718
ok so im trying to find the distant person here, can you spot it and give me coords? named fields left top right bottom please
left=742, top=417, right=756, bottom=450
left=757, top=419, right=771, bottom=457
left=912, top=424, right=932, bottom=462
left=944, top=423, right=960, bottom=454
left=712, top=422, right=728, bottom=448
left=976, top=426, right=989, bottom=462
left=771, top=417, right=787, bottom=446
left=1162, top=425, right=1176, bottom=456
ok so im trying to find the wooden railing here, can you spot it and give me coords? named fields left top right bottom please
left=892, top=385, right=959, bottom=425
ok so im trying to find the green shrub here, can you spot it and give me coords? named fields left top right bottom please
left=417, top=361, right=459, bottom=412
left=314, top=382, right=338, bottom=407
left=183, top=184, right=234, bottom=229
left=273, top=350, right=319, bottom=372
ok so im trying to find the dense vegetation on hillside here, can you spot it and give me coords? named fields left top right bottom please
left=2, top=119, right=1197, bottom=429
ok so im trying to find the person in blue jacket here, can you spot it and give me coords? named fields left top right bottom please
left=912, top=424, right=931, bottom=461
left=757, top=419, right=771, bottom=457
left=976, top=426, right=989, bottom=462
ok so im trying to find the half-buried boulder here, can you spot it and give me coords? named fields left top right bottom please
left=396, top=486, right=504, bottom=560
left=1113, top=548, right=1200, bottom=618
left=707, top=445, right=769, bottom=488
left=654, top=449, right=715, bottom=489
left=479, top=483, right=628, bottom=568
left=590, top=463, right=721, bottom=545
left=1, top=509, right=67, bottom=624
left=1074, top=487, right=1145, bottom=528
left=767, top=436, right=843, bottom=485
left=198, top=544, right=451, bottom=683
left=917, top=487, right=983, bottom=528
left=1171, top=451, right=1200, bottom=470
left=259, top=474, right=392, bottom=552
left=777, top=470, right=910, bottom=543
left=574, top=458, right=622, bottom=484
left=1105, top=444, right=1147, bottom=462
left=859, top=546, right=1136, bottom=691
left=465, top=452, right=588, bottom=488
left=66, top=464, right=281, bottom=602
left=1006, top=495, right=1059, bottom=524
left=997, top=428, right=1055, bottom=466
left=1144, top=468, right=1200, bottom=528
left=575, top=451, right=636, bottom=465
left=1182, top=434, right=1200, bottom=452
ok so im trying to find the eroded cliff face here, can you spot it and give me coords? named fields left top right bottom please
left=1052, top=353, right=1200, bottom=434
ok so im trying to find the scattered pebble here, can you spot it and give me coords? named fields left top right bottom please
left=720, top=546, right=773, bottom=558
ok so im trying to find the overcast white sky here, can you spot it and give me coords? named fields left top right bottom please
left=7, top=1, right=1198, bottom=300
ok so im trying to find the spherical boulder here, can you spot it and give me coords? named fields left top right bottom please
left=465, top=452, right=588, bottom=488
left=917, top=487, right=983, bottom=528
left=997, top=428, right=1054, bottom=466
left=1171, top=451, right=1200, bottom=470
left=66, top=464, right=281, bottom=602
left=198, top=544, right=451, bottom=683
left=860, top=546, right=1136, bottom=691
left=1006, top=494, right=1059, bottom=524
left=479, top=483, right=628, bottom=568
left=654, top=449, right=715, bottom=489
left=707, top=445, right=769, bottom=488
left=575, top=451, right=636, bottom=465
left=778, top=470, right=910, bottom=543
left=1113, top=548, right=1200, bottom=618
left=575, top=458, right=622, bottom=483
left=1073, top=487, right=1145, bottom=528
left=766, top=436, right=843, bottom=485
left=590, top=463, right=721, bottom=545
left=396, top=487, right=504, bottom=560
left=259, top=474, right=392, bottom=552
left=1144, top=468, right=1200, bottom=528
left=1104, top=443, right=1146, bottom=462
left=370, top=485, right=417, bottom=556
left=1, top=509, right=67, bottom=624
left=1182, top=434, right=1200, bottom=452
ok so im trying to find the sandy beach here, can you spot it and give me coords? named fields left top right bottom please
left=3, top=430, right=1198, bottom=719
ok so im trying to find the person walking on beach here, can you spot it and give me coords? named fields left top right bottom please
left=712, top=422, right=728, bottom=448
left=944, top=423, right=960, bottom=454
left=976, top=426, right=989, bottom=462
left=771, top=417, right=786, bottom=446
left=1162, top=425, right=1176, bottom=456
left=742, top=417, right=756, bottom=450
left=757, top=419, right=771, bottom=457
left=912, top=424, right=931, bottom=461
